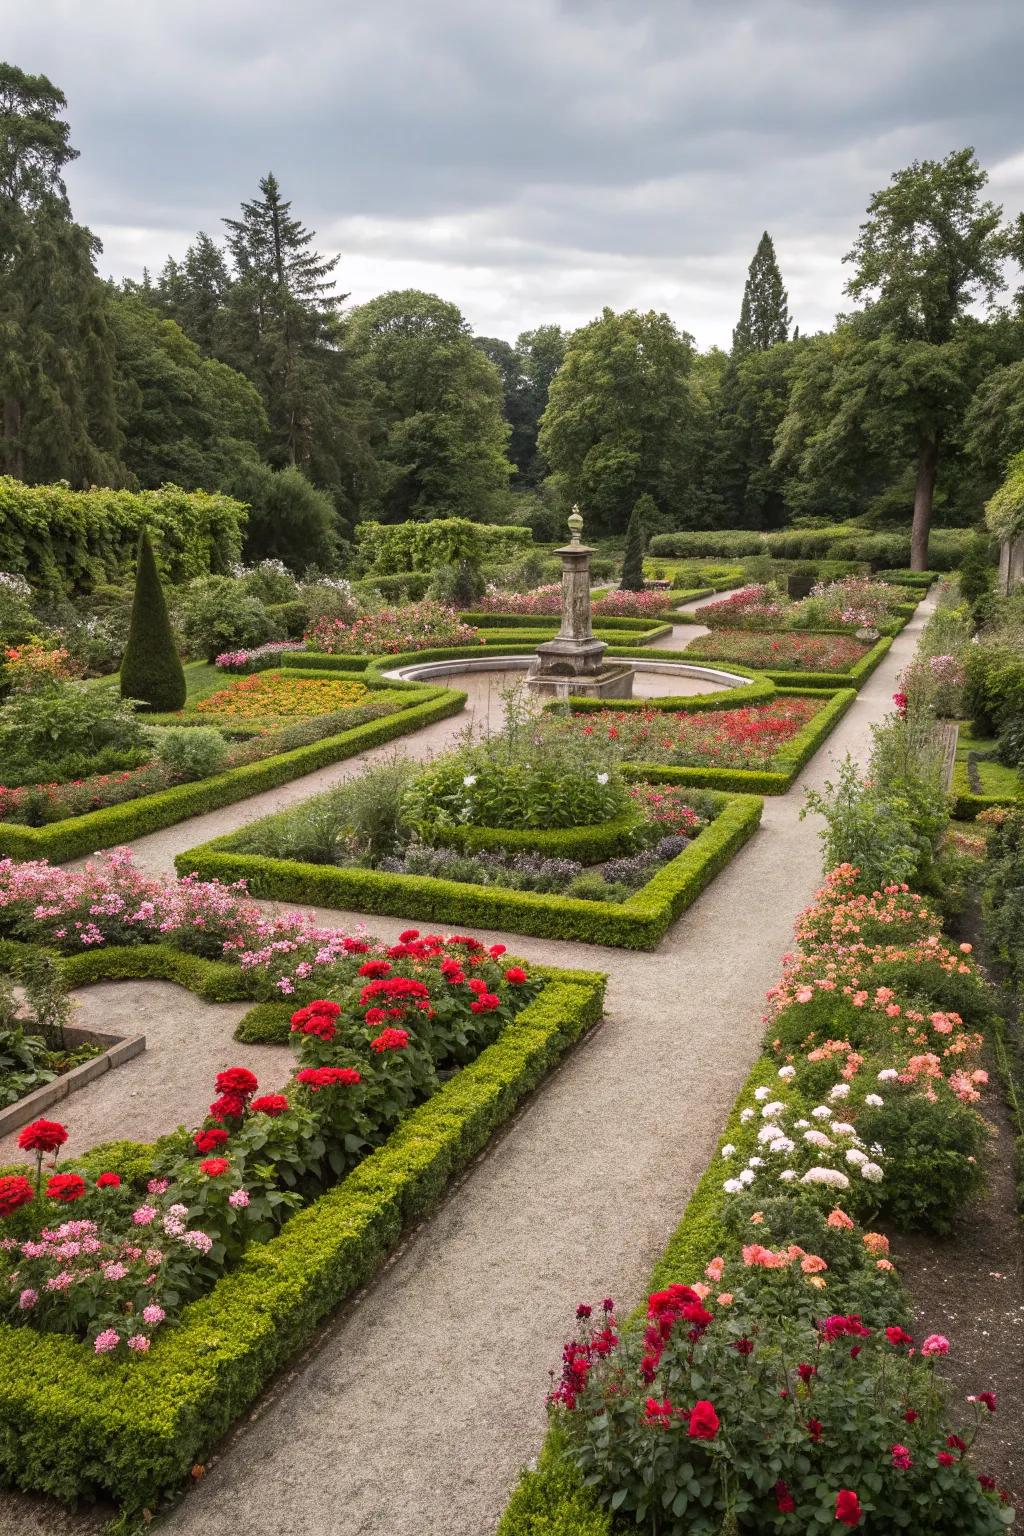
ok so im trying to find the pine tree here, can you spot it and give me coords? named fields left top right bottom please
left=119, top=530, right=186, bottom=712
left=159, top=233, right=232, bottom=353
left=732, top=232, right=791, bottom=359
left=619, top=497, right=652, bottom=590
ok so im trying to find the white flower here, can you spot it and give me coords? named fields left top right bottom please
left=878, top=1068, right=899, bottom=1082
left=811, top=1106, right=833, bottom=1120
left=760, top=1101, right=785, bottom=1119
left=757, top=1124, right=783, bottom=1144
left=801, top=1167, right=850, bottom=1189
left=738, top=1168, right=756, bottom=1186
left=778, top=1169, right=798, bottom=1182
left=845, top=1148, right=868, bottom=1166
left=861, top=1162, right=884, bottom=1183
left=596, top=772, right=609, bottom=785
left=748, top=1156, right=765, bottom=1168
left=767, top=1136, right=795, bottom=1154
left=777, top=1065, right=796, bottom=1080
left=462, top=774, right=477, bottom=787
left=723, top=1178, right=745, bottom=1194
left=830, top=1122, right=856, bottom=1137
left=740, top=1108, right=756, bottom=1123
left=754, top=1086, right=771, bottom=1101
left=864, top=1093, right=884, bottom=1107
left=870, top=1143, right=885, bottom=1156
left=720, top=1144, right=736, bottom=1158
left=804, top=1129, right=832, bottom=1149
left=828, top=1083, right=851, bottom=1100
left=794, top=1118, right=810, bottom=1129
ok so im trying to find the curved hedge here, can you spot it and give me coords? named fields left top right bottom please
left=646, top=526, right=972, bottom=570
left=0, top=477, right=246, bottom=593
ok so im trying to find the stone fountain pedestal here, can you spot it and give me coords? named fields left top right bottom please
left=526, top=509, right=635, bottom=700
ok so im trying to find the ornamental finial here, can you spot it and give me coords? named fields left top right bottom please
left=567, top=506, right=584, bottom=546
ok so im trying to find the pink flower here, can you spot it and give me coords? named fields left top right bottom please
left=128, top=1334, right=150, bottom=1353
left=142, top=1304, right=165, bottom=1325
left=228, top=1189, right=250, bottom=1209
left=132, top=1205, right=158, bottom=1226
left=147, top=1178, right=170, bottom=1195
left=94, top=1329, right=120, bottom=1354
left=922, top=1334, right=950, bottom=1356
left=18, top=1288, right=37, bottom=1310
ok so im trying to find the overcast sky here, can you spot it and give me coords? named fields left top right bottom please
left=6, top=0, right=1024, bottom=348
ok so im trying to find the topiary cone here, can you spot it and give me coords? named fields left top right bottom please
left=119, top=529, right=186, bottom=712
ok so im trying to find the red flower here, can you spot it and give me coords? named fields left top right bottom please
left=644, top=1397, right=674, bottom=1427
left=0, top=1174, right=34, bottom=1216
left=209, top=1091, right=246, bottom=1122
left=250, top=1093, right=289, bottom=1117
left=891, top=1444, right=913, bottom=1470
left=18, top=1118, right=68, bottom=1153
left=885, top=1326, right=913, bottom=1349
left=504, top=966, right=528, bottom=984
left=194, top=1127, right=230, bottom=1154
left=820, top=1313, right=871, bottom=1342
left=46, top=1172, right=86, bottom=1203
left=358, top=960, right=392, bottom=979
left=774, top=1480, right=795, bottom=1513
left=975, top=1392, right=997, bottom=1413
left=807, top=1418, right=823, bottom=1442
left=733, top=1337, right=754, bottom=1356
left=215, top=1067, right=258, bottom=1097
left=835, top=1489, right=862, bottom=1526
left=937, top=1452, right=955, bottom=1467
left=364, top=1008, right=387, bottom=1026
left=307, top=999, right=341, bottom=1019
left=95, top=1172, right=121, bottom=1189
left=687, top=1400, right=720, bottom=1440
left=468, top=977, right=489, bottom=994
left=296, top=1066, right=361, bottom=1091
left=371, top=1027, right=410, bottom=1053
left=797, top=1363, right=816, bottom=1382
left=979, top=1475, right=996, bottom=1491
left=488, top=944, right=506, bottom=958
left=398, top=929, right=420, bottom=942
left=470, top=994, right=500, bottom=1013
left=947, top=1435, right=966, bottom=1452
left=903, top=1409, right=918, bottom=1424
left=199, top=1157, right=230, bottom=1177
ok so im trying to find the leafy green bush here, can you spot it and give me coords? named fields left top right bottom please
left=356, top=518, right=531, bottom=573
left=153, top=726, right=230, bottom=781
left=856, top=1089, right=987, bottom=1235
left=237, top=558, right=299, bottom=605
left=0, top=680, right=145, bottom=784
left=173, top=575, right=279, bottom=662
left=119, top=530, right=187, bottom=712
left=428, top=559, right=486, bottom=607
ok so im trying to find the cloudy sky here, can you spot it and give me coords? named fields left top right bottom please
left=6, top=0, right=1024, bottom=348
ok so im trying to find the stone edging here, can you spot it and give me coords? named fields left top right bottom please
left=0, top=1024, right=146, bottom=1138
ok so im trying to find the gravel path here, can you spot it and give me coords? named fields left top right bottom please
left=0, top=591, right=930, bottom=1536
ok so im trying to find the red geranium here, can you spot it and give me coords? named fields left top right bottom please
left=215, top=1067, right=258, bottom=1097
left=95, top=1172, right=121, bottom=1189
left=885, top=1325, right=913, bottom=1349
left=398, top=929, right=420, bottom=941
left=209, top=1091, right=246, bottom=1122
left=17, top=1117, right=68, bottom=1153
left=774, top=1480, right=795, bottom=1513
left=296, top=1066, right=361, bottom=1092
left=835, top=1490, right=862, bottom=1527
left=687, top=1400, right=720, bottom=1440
left=46, top=1172, right=86, bottom=1203
left=470, top=993, right=500, bottom=1013
left=504, top=966, right=528, bottom=984
left=199, top=1157, right=230, bottom=1177
left=0, top=1174, right=34, bottom=1216
left=250, top=1093, right=289, bottom=1117
left=194, top=1127, right=229, bottom=1154
left=358, top=960, right=391, bottom=979
left=370, top=1027, right=410, bottom=1053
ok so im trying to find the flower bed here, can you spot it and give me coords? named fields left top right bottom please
left=214, top=639, right=307, bottom=673
left=685, top=629, right=870, bottom=673
left=307, top=601, right=483, bottom=654
left=0, top=952, right=606, bottom=1513
left=556, top=698, right=821, bottom=771
left=193, top=672, right=368, bottom=719
left=498, top=866, right=1014, bottom=1534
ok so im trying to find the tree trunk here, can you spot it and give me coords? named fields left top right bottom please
left=2, top=397, right=24, bottom=480
left=910, top=436, right=938, bottom=572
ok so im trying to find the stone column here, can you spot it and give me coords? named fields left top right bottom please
left=526, top=507, right=634, bottom=699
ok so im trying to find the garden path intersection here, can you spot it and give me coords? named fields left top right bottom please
left=0, top=593, right=935, bottom=1536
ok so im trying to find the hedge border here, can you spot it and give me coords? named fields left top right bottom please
left=0, top=966, right=607, bottom=1515
left=174, top=793, right=764, bottom=950
left=0, top=683, right=466, bottom=863
left=461, top=612, right=668, bottom=635
left=612, top=633, right=894, bottom=691
left=433, top=807, right=647, bottom=862
left=951, top=760, right=1024, bottom=820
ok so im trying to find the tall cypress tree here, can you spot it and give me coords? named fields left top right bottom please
left=120, top=530, right=186, bottom=712
left=732, top=232, right=791, bottom=359
left=619, top=497, right=652, bottom=590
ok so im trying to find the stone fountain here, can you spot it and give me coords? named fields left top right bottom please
left=526, top=507, right=635, bottom=699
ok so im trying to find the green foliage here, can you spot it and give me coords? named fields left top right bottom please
left=731, top=230, right=790, bottom=358
left=648, top=527, right=973, bottom=569
left=152, top=726, right=229, bottom=780
left=0, top=478, right=247, bottom=595
left=856, top=1090, right=987, bottom=1235
left=119, top=529, right=187, bottom=711
left=233, top=462, right=339, bottom=571
left=619, top=498, right=649, bottom=590
left=427, top=558, right=486, bottom=607
left=959, top=532, right=997, bottom=610
left=985, top=448, right=1024, bottom=542
left=475, top=325, right=568, bottom=485
left=983, top=810, right=1024, bottom=986
left=0, top=679, right=144, bottom=782
left=964, top=643, right=1024, bottom=737
left=172, top=574, right=277, bottom=662
left=356, top=517, right=530, bottom=573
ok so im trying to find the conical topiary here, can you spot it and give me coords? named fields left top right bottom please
left=619, top=497, right=652, bottom=591
left=119, top=529, right=186, bottom=712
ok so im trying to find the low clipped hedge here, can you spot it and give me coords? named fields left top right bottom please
left=435, top=807, right=647, bottom=863
left=461, top=612, right=666, bottom=634
left=0, top=683, right=466, bottom=862
left=614, top=688, right=857, bottom=795
left=0, top=966, right=606, bottom=1515
left=175, top=793, right=764, bottom=950
left=597, top=635, right=893, bottom=691
left=561, top=678, right=777, bottom=715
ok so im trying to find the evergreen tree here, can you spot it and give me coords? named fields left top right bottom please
left=0, top=62, right=120, bottom=483
left=158, top=233, right=232, bottom=354
left=619, top=497, right=652, bottom=590
left=732, top=232, right=791, bottom=359
left=119, top=530, right=186, bottom=712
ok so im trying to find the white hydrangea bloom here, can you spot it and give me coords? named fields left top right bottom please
left=723, top=1177, right=744, bottom=1194
left=777, top=1065, right=796, bottom=1080
left=766, top=1136, right=794, bottom=1154
left=754, top=1086, right=771, bottom=1101
left=738, top=1168, right=756, bottom=1186
left=800, top=1166, right=850, bottom=1189
left=877, top=1068, right=899, bottom=1082
left=794, top=1119, right=810, bottom=1129
left=828, top=1083, right=851, bottom=1100
left=720, top=1144, right=736, bottom=1158
left=864, top=1093, right=884, bottom=1107
left=830, top=1122, right=856, bottom=1137
left=760, top=1101, right=785, bottom=1119
left=861, top=1162, right=884, bottom=1183
left=803, top=1129, right=832, bottom=1149
left=748, top=1156, right=765, bottom=1169
left=845, top=1148, right=869, bottom=1166
left=778, top=1169, right=798, bottom=1182
left=811, top=1106, right=833, bottom=1120
left=740, top=1108, right=756, bottom=1123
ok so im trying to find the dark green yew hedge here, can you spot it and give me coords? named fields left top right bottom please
left=175, top=793, right=763, bottom=950
left=0, top=684, right=466, bottom=863
left=0, top=967, right=606, bottom=1515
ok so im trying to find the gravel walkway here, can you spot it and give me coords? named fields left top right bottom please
left=0, top=592, right=930, bottom=1536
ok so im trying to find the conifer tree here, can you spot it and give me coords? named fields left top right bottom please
left=119, top=530, right=186, bottom=712
left=619, top=497, right=652, bottom=590
left=732, top=232, right=791, bottom=359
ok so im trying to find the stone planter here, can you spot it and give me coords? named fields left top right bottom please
left=0, top=1023, right=146, bottom=1138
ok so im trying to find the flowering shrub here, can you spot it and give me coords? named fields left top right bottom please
left=700, top=584, right=788, bottom=629
left=475, top=585, right=563, bottom=616
left=627, top=783, right=709, bottom=837
left=307, top=602, right=482, bottom=655
left=686, top=629, right=869, bottom=672
left=797, top=576, right=904, bottom=631
left=194, top=671, right=368, bottom=719
left=214, top=640, right=307, bottom=673
left=2, top=641, right=80, bottom=690
left=592, top=590, right=675, bottom=619
left=0, top=933, right=544, bottom=1353
left=557, top=698, right=819, bottom=770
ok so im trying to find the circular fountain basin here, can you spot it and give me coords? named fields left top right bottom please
left=381, top=655, right=753, bottom=698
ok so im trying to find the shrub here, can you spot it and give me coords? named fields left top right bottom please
left=855, top=1089, right=987, bottom=1235
left=308, top=602, right=481, bottom=655
left=686, top=629, right=868, bottom=672
left=958, top=532, right=996, bottom=615
left=0, top=680, right=145, bottom=784
left=299, top=576, right=359, bottom=628
left=619, top=499, right=649, bottom=591
left=153, top=727, right=230, bottom=781
left=234, top=463, right=339, bottom=572
left=118, top=531, right=187, bottom=712
left=173, top=576, right=278, bottom=663
left=428, top=559, right=487, bottom=607
left=235, top=558, right=300, bottom=606
left=355, top=518, right=531, bottom=573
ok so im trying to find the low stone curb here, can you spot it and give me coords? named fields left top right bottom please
left=0, top=1025, right=146, bottom=1138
